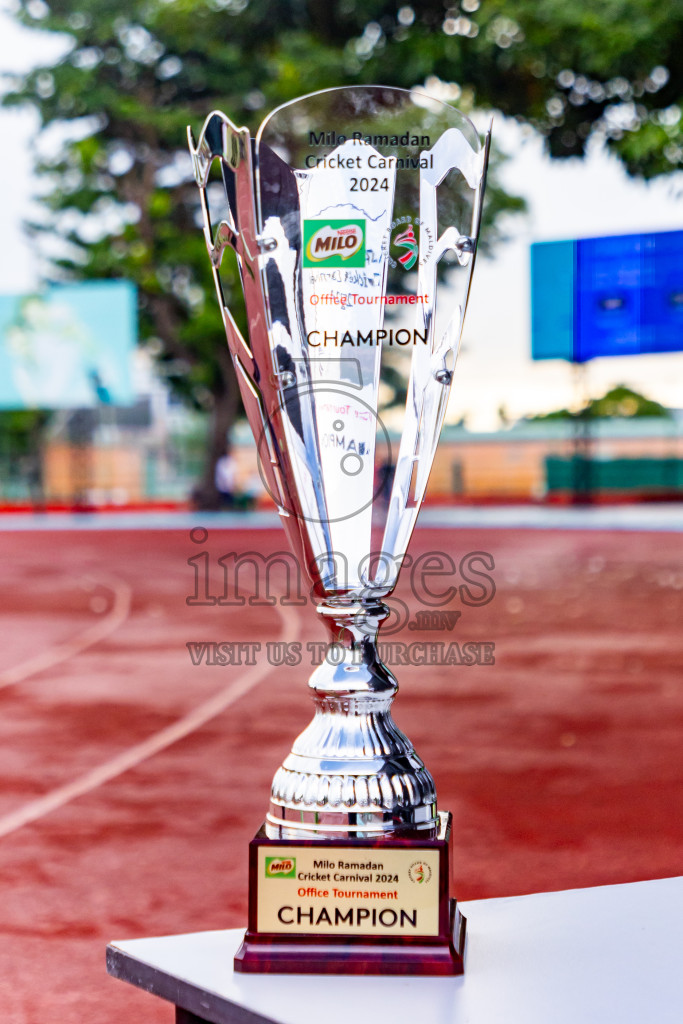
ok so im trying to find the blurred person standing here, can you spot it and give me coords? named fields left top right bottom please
left=215, top=448, right=237, bottom=509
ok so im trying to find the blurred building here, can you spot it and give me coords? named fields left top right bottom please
left=2, top=396, right=683, bottom=509
left=420, top=417, right=683, bottom=502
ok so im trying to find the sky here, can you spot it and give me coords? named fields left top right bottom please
left=1, top=5, right=683, bottom=430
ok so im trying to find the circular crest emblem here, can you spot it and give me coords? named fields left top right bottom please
left=408, top=860, right=432, bottom=884
left=382, top=216, right=434, bottom=271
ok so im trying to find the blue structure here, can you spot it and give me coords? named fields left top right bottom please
left=0, top=280, right=136, bottom=409
left=531, top=230, right=683, bottom=362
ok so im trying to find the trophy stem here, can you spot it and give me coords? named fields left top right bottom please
left=266, top=601, right=439, bottom=840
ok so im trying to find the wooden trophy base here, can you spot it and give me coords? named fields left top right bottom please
left=234, top=811, right=466, bottom=976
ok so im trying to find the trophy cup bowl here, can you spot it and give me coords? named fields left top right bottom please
left=189, top=86, right=489, bottom=974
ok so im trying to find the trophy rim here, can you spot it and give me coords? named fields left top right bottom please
left=255, top=83, right=482, bottom=151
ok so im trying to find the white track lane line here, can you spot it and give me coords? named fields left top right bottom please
left=0, top=575, right=132, bottom=692
left=0, top=601, right=300, bottom=839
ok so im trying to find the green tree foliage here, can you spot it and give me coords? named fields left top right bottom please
left=5, top=0, right=679, bottom=501
left=529, top=384, right=672, bottom=420
left=332, top=0, right=683, bottom=177
left=589, top=384, right=671, bottom=419
left=1, top=0, right=527, bottom=505
left=0, top=409, right=49, bottom=502
left=0, top=409, right=50, bottom=453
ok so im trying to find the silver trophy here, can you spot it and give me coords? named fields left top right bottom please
left=189, top=87, right=489, bottom=843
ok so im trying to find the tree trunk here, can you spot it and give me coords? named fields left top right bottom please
left=194, top=350, right=240, bottom=511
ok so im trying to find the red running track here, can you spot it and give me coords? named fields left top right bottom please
left=0, top=525, right=681, bottom=1022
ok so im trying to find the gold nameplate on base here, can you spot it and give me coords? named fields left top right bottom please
left=234, top=812, right=466, bottom=975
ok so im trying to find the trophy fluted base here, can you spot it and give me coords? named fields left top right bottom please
left=234, top=811, right=465, bottom=976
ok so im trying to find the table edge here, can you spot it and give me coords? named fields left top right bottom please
left=106, top=942, right=278, bottom=1024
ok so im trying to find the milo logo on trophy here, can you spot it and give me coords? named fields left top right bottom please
left=265, top=858, right=296, bottom=879
left=188, top=86, right=490, bottom=976
left=303, top=220, right=366, bottom=266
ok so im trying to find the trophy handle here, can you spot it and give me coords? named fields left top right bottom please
left=188, top=116, right=339, bottom=599
left=381, top=125, right=492, bottom=572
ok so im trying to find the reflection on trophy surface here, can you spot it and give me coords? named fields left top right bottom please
left=188, top=87, right=490, bottom=842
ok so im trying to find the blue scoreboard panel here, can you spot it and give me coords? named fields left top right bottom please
left=0, top=280, right=136, bottom=409
left=531, top=230, right=683, bottom=362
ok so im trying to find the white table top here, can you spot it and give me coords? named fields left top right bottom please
left=107, top=876, right=683, bottom=1024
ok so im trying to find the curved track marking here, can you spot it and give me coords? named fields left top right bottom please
left=0, top=602, right=300, bottom=839
left=0, top=575, right=132, bottom=692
